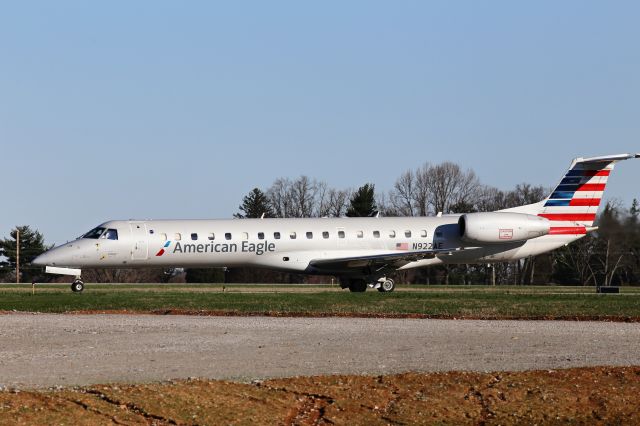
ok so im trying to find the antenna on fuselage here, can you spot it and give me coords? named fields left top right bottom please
left=260, top=213, right=265, bottom=219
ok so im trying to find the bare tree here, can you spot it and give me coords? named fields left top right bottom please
left=376, top=192, right=401, bottom=217
left=427, top=162, right=479, bottom=214
left=389, top=170, right=417, bottom=216
left=593, top=202, right=628, bottom=286
left=267, top=176, right=349, bottom=218
left=290, top=176, right=317, bottom=217
left=324, top=188, right=351, bottom=217
left=552, top=237, right=597, bottom=285
left=414, top=164, right=432, bottom=216
left=267, top=178, right=292, bottom=218
left=314, top=181, right=330, bottom=217
left=504, top=183, right=547, bottom=208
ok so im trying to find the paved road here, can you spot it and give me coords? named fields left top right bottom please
left=1, top=314, right=639, bottom=388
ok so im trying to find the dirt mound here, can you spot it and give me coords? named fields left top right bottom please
left=1, top=366, right=639, bottom=425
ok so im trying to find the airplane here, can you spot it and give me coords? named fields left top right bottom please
left=33, top=153, right=639, bottom=293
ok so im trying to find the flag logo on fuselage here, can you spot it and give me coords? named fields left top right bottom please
left=156, top=241, right=171, bottom=257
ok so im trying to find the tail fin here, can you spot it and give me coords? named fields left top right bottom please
left=503, top=153, right=639, bottom=235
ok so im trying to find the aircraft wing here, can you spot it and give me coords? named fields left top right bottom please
left=308, top=247, right=465, bottom=274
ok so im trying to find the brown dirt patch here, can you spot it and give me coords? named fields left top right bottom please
left=1, top=367, right=639, bottom=425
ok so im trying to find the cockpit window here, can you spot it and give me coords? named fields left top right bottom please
left=82, top=227, right=106, bottom=239
left=101, top=229, right=119, bottom=240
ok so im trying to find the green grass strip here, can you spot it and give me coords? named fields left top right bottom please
left=1, top=285, right=639, bottom=319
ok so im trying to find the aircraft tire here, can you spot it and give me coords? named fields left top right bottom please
left=348, top=280, right=367, bottom=292
left=379, top=279, right=395, bottom=293
left=71, top=280, right=84, bottom=293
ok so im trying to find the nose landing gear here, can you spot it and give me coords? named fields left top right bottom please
left=71, top=279, right=84, bottom=293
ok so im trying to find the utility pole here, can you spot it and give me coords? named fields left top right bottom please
left=492, top=266, right=496, bottom=286
left=16, top=228, right=20, bottom=284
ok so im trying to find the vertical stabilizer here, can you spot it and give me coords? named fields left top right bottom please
left=540, top=154, right=637, bottom=234
left=501, top=153, right=638, bottom=235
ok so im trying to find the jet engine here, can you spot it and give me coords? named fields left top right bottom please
left=458, top=212, right=550, bottom=244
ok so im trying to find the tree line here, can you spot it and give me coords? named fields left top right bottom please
left=1, top=161, right=639, bottom=285
left=216, top=161, right=640, bottom=286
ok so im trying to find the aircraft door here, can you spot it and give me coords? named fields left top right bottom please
left=130, top=222, right=149, bottom=260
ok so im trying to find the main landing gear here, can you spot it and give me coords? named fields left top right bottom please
left=71, top=278, right=84, bottom=293
left=341, top=277, right=395, bottom=293
left=377, top=278, right=395, bottom=293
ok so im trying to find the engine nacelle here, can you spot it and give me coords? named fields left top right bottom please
left=458, top=212, right=550, bottom=244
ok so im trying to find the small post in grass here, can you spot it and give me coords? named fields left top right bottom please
left=32, top=280, right=35, bottom=296
left=16, top=228, right=20, bottom=284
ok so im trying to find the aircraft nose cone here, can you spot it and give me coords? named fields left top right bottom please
left=32, top=252, right=50, bottom=266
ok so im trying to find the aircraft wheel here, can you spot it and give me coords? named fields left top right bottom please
left=378, top=279, right=395, bottom=293
left=71, top=280, right=84, bottom=293
left=348, top=280, right=367, bottom=292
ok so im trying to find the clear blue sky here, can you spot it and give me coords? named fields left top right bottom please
left=1, top=1, right=639, bottom=245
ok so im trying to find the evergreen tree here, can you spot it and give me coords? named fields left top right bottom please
left=234, top=188, right=274, bottom=219
left=346, top=183, right=377, bottom=217
left=0, top=226, right=51, bottom=282
left=630, top=198, right=639, bottom=219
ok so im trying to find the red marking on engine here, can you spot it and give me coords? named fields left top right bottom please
left=499, top=229, right=513, bottom=239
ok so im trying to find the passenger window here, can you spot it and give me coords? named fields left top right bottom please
left=322, top=231, right=329, bottom=239
left=161, top=233, right=168, bottom=241
left=421, top=230, right=428, bottom=238
left=258, top=232, right=265, bottom=240
left=373, top=231, right=380, bottom=238
left=208, top=233, right=215, bottom=240
left=338, top=231, right=345, bottom=238
left=274, top=232, right=281, bottom=239
left=388, top=230, right=396, bottom=238
left=225, top=232, right=232, bottom=240
left=357, top=230, right=363, bottom=238
left=405, top=230, right=412, bottom=238
left=242, top=232, right=249, bottom=240
left=191, top=233, right=198, bottom=241
left=175, top=233, right=182, bottom=241
left=306, top=232, right=313, bottom=239
left=290, top=232, right=297, bottom=239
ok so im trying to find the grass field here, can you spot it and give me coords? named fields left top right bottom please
left=1, top=284, right=640, bottom=319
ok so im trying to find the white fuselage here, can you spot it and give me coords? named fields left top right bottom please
left=34, top=216, right=580, bottom=274
left=32, top=152, right=638, bottom=290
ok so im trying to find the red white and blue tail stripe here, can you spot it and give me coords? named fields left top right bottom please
left=539, top=153, right=639, bottom=235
